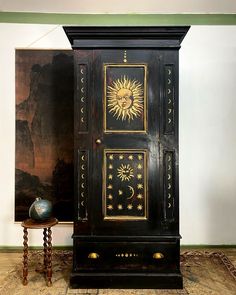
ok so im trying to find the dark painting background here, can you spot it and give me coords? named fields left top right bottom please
left=15, top=49, right=74, bottom=222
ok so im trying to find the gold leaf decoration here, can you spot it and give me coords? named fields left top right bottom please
left=107, top=75, right=143, bottom=122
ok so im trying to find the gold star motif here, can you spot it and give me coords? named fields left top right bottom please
left=137, top=164, right=142, bottom=170
left=117, top=204, right=123, bottom=210
left=137, top=194, right=143, bottom=199
left=109, top=154, right=114, bottom=160
left=108, top=194, right=113, bottom=200
left=119, top=155, right=124, bottom=160
left=108, top=164, right=113, bottom=169
left=127, top=204, right=133, bottom=210
left=107, top=204, right=113, bottom=210
left=108, top=174, right=113, bottom=180
left=118, top=190, right=123, bottom=196
left=137, top=183, right=143, bottom=189
left=137, top=204, right=143, bottom=210
left=128, top=155, right=134, bottom=160
left=138, top=155, right=143, bottom=160
left=137, top=174, right=142, bottom=179
left=107, top=184, right=113, bottom=189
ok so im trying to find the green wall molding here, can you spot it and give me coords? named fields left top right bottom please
left=0, top=12, right=236, bottom=25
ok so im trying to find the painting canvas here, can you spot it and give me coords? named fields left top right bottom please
left=15, top=49, right=74, bottom=222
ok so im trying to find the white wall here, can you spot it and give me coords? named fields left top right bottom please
left=180, top=26, right=236, bottom=244
left=0, top=24, right=235, bottom=246
left=1, top=0, right=236, bottom=14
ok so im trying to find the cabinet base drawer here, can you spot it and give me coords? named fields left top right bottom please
left=73, top=240, right=180, bottom=273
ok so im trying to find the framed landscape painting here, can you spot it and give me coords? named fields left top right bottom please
left=15, top=49, right=74, bottom=222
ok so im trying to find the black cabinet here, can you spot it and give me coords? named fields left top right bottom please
left=64, top=26, right=189, bottom=289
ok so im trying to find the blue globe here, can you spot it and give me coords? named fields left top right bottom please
left=29, top=197, right=52, bottom=221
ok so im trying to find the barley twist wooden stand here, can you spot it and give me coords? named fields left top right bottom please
left=21, top=218, right=58, bottom=287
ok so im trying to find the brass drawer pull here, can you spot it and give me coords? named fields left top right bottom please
left=88, top=252, right=99, bottom=259
left=153, top=252, right=164, bottom=259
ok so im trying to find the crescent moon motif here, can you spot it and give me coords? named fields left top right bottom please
left=127, top=186, right=135, bottom=200
left=81, top=201, right=85, bottom=207
left=81, top=155, right=85, bottom=161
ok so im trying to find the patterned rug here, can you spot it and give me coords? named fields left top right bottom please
left=0, top=250, right=235, bottom=295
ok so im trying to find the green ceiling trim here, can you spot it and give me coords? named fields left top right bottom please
left=0, top=12, right=236, bottom=25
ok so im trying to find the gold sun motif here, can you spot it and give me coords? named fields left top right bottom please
left=117, top=164, right=134, bottom=182
left=107, top=75, right=144, bottom=122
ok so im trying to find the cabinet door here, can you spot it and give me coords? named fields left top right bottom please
left=76, top=49, right=178, bottom=236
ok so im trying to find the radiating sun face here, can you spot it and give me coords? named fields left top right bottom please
left=107, top=75, right=144, bottom=122
left=117, top=164, right=134, bottom=182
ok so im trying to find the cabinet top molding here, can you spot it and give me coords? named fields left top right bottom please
left=63, top=26, right=190, bottom=49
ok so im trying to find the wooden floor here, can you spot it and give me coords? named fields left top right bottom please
left=0, top=247, right=235, bottom=294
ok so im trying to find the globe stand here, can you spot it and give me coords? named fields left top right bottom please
left=21, top=218, right=58, bottom=286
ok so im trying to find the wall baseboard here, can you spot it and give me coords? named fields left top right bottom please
left=0, top=246, right=73, bottom=252
left=0, top=245, right=235, bottom=252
